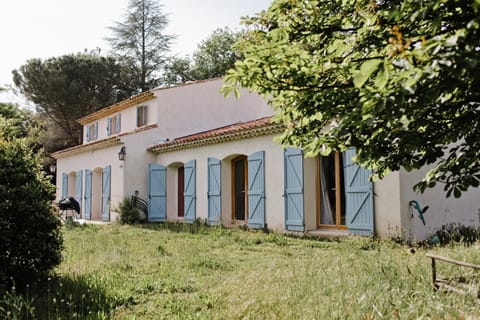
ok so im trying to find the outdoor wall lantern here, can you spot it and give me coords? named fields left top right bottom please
left=50, top=163, right=57, bottom=173
left=118, top=146, right=126, bottom=161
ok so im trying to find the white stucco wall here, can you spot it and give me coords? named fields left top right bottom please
left=55, top=144, right=125, bottom=221
left=371, top=172, right=403, bottom=238
left=82, top=98, right=159, bottom=144
left=152, top=79, right=274, bottom=141
left=82, top=78, right=274, bottom=145
left=121, top=128, right=159, bottom=202
left=303, top=157, right=318, bottom=231
left=154, top=135, right=285, bottom=230
left=152, top=135, right=414, bottom=237
left=59, top=78, right=274, bottom=222
left=398, top=168, right=480, bottom=241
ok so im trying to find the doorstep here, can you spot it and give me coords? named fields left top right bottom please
left=76, top=218, right=110, bottom=225
left=307, top=229, right=349, bottom=240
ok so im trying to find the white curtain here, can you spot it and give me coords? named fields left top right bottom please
left=320, top=156, right=335, bottom=225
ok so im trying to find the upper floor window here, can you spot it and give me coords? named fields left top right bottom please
left=137, top=105, right=148, bottom=127
left=86, top=121, right=98, bottom=142
left=107, top=113, right=121, bottom=136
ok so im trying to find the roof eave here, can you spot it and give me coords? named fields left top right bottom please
left=77, top=91, right=155, bottom=125
left=51, top=137, right=123, bottom=159
left=148, top=124, right=284, bottom=154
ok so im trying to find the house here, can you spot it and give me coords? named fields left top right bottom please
left=52, top=78, right=480, bottom=240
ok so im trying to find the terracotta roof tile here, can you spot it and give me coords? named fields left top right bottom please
left=149, top=116, right=284, bottom=153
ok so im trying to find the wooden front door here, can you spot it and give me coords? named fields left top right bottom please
left=232, top=156, right=247, bottom=222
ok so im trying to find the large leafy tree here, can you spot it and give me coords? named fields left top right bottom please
left=223, top=0, right=480, bottom=197
left=13, top=52, right=136, bottom=149
left=161, top=56, right=195, bottom=86
left=191, top=27, right=241, bottom=80
left=162, top=27, right=241, bottom=85
left=107, top=0, right=174, bottom=91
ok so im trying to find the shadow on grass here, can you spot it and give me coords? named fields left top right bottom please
left=132, top=219, right=215, bottom=234
left=0, top=274, right=116, bottom=320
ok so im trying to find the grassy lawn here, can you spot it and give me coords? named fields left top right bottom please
left=4, top=223, right=480, bottom=319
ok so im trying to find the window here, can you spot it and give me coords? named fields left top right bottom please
left=137, top=105, right=147, bottom=127
left=86, top=122, right=98, bottom=142
left=107, top=113, right=121, bottom=136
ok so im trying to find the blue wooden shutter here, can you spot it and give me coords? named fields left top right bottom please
left=284, top=148, right=304, bottom=231
left=208, top=158, right=221, bottom=225
left=143, top=106, right=148, bottom=125
left=86, top=125, right=91, bottom=142
left=101, top=165, right=111, bottom=221
left=75, top=170, right=83, bottom=211
left=62, top=173, right=68, bottom=199
left=148, top=163, right=167, bottom=222
left=184, top=160, right=196, bottom=223
left=84, top=169, right=92, bottom=220
left=115, top=113, right=121, bottom=133
left=248, top=151, right=265, bottom=229
left=93, top=122, right=98, bottom=140
left=136, top=107, right=140, bottom=127
left=343, top=148, right=374, bottom=235
left=107, top=117, right=112, bottom=136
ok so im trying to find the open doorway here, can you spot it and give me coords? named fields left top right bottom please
left=318, top=152, right=346, bottom=229
left=231, top=155, right=247, bottom=223
left=177, top=165, right=184, bottom=218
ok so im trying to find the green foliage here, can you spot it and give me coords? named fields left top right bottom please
left=0, top=103, right=40, bottom=145
left=13, top=52, right=136, bottom=149
left=117, top=197, right=141, bottom=225
left=431, top=223, right=480, bottom=246
left=2, top=224, right=477, bottom=319
left=0, top=137, right=63, bottom=290
left=1, top=225, right=479, bottom=318
left=161, top=56, right=196, bottom=86
left=0, top=289, right=36, bottom=320
left=162, top=27, right=241, bottom=85
left=190, top=27, right=241, bottom=80
left=224, top=0, right=480, bottom=197
left=107, top=0, right=174, bottom=91
left=0, top=275, right=114, bottom=320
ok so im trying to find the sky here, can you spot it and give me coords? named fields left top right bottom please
left=0, top=0, right=272, bottom=104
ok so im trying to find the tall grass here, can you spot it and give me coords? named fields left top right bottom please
left=2, top=223, right=479, bottom=319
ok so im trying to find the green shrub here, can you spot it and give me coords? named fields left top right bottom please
left=0, top=138, right=63, bottom=291
left=431, top=223, right=480, bottom=245
left=118, top=197, right=141, bottom=224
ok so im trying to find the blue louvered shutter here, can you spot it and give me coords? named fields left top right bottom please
left=101, top=165, right=111, bottom=221
left=62, top=173, right=68, bottom=199
left=93, top=122, right=98, bottom=140
left=248, top=151, right=265, bottom=229
left=107, top=118, right=112, bottom=136
left=284, top=148, right=304, bottom=231
left=343, top=148, right=374, bottom=235
left=75, top=170, right=83, bottom=212
left=148, top=163, right=167, bottom=221
left=116, top=113, right=121, bottom=133
left=85, top=125, right=91, bottom=142
left=142, top=106, right=147, bottom=125
left=184, top=160, right=196, bottom=223
left=208, top=158, right=221, bottom=225
left=84, top=169, right=92, bottom=220
left=148, top=164, right=167, bottom=221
